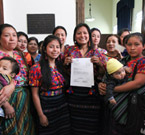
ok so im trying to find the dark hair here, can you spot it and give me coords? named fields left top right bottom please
left=125, top=32, right=145, bottom=46
left=40, top=35, right=64, bottom=89
left=17, top=31, right=28, bottom=42
left=0, top=57, right=20, bottom=75
left=123, top=34, right=129, bottom=46
left=28, top=37, right=39, bottom=45
left=73, top=23, right=93, bottom=51
left=52, top=26, right=67, bottom=36
left=38, top=41, right=43, bottom=47
left=117, top=28, right=130, bottom=37
left=106, top=34, right=121, bottom=45
left=0, top=23, right=17, bottom=38
left=90, top=28, right=101, bottom=36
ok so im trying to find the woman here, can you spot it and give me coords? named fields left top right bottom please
left=99, top=32, right=145, bottom=135
left=0, top=24, right=35, bottom=135
left=53, top=26, right=69, bottom=60
left=16, top=31, right=33, bottom=67
left=29, top=35, right=70, bottom=135
left=27, top=37, right=41, bottom=63
left=64, top=23, right=106, bottom=135
left=117, top=28, right=130, bottom=46
left=91, top=28, right=107, bottom=54
left=105, top=34, right=123, bottom=61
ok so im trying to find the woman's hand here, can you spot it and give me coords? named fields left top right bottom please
left=91, top=56, right=102, bottom=66
left=98, top=82, right=106, bottom=95
left=3, top=102, right=15, bottom=119
left=0, top=80, right=15, bottom=106
left=115, top=49, right=123, bottom=59
left=64, top=56, right=72, bottom=66
left=39, top=114, right=49, bottom=127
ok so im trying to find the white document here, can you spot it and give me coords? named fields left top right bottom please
left=0, top=107, right=4, bottom=117
left=70, top=58, right=94, bottom=87
left=115, top=44, right=125, bottom=52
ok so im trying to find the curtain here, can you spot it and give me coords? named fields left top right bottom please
left=117, top=0, right=134, bottom=32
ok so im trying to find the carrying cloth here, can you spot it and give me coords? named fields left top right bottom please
left=109, top=56, right=145, bottom=125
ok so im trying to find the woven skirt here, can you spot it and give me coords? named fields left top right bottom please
left=1, top=87, right=35, bottom=135
left=67, top=87, right=103, bottom=135
left=38, top=94, right=71, bottom=135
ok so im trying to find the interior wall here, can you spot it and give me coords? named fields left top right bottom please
left=3, top=0, right=76, bottom=45
left=84, top=0, right=113, bottom=34
left=132, top=0, right=142, bottom=32
left=85, top=0, right=142, bottom=34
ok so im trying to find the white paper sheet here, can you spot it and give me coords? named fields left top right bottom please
left=70, top=58, right=94, bottom=87
left=0, top=107, right=4, bottom=117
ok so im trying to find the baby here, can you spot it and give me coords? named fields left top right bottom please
left=0, top=57, right=19, bottom=118
left=105, top=58, right=130, bottom=105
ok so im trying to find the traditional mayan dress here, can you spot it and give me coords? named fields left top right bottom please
left=0, top=51, right=35, bottom=135
left=105, top=56, right=145, bottom=135
left=29, top=63, right=70, bottom=135
left=64, top=46, right=106, bottom=135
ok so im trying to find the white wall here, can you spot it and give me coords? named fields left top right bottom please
left=132, top=0, right=142, bottom=32
left=3, top=0, right=76, bottom=45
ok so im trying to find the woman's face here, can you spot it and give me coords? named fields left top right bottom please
left=0, top=27, right=18, bottom=51
left=46, top=40, right=61, bottom=60
left=27, top=40, right=38, bottom=54
left=54, top=28, right=66, bottom=45
left=75, top=26, right=89, bottom=46
left=125, top=36, right=144, bottom=59
left=17, top=35, right=28, bottom=52
left=120, top=31, right=130, bottom=45
left=106, top=36, right=119, bottom=52
left=91, top=30, right=101, bottom=47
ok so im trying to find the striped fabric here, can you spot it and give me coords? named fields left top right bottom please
left=67, top=87, right=103, bottom=135
left=38, top=94, right=71, bottom=135
left=1, top=87, right=35, bottom=135
left=0, top=51, right=35, bottom=135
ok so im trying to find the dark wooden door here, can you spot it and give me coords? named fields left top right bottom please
left=76, top=0, right=84, bottom=25
left=0, top=0, right=4, bottom=24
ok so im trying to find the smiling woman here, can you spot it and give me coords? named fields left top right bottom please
left=64, top=23, right=106, bottom=135
left=27, top=37, right=41, bottom=63
left=29, top=35, right=71, bottom=135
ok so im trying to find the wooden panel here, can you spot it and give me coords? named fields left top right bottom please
left=27, top=14, right=55, bottom=34
left=0, top=0, right=4, bottom=24
left=141, top=0, right=145, bottom=36
left=76, top=0, right=84, bottom=25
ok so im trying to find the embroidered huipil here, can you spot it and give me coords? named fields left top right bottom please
left=126, top=57, right=145, bottom=79
left=64, top=45, right=106, bottom=95
left=29, top=63, right=65, bottom=96
left=0, top=50, right=28, bottom=87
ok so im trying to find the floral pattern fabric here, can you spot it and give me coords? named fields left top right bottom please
left=29, top=63, right=65, bottom=96
left=0, top=50, right=28, bottom=87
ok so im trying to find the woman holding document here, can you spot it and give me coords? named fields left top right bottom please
left=64, top=23, right=106, bottom=135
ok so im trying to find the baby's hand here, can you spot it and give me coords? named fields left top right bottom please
left=109, top=99, right=117, bottom=105
left=3, top=102, right=15, bottom=119
left=124, top=66, right=132, bottom=74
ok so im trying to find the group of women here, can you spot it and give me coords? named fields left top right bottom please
left=0, top=22, right=145, bottom=135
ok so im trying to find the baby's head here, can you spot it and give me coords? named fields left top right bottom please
left=107, top=58, right=126, bottom=80
left=0, top=57, right=20, bottom=78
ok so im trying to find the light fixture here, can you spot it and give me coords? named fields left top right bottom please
left=85, top=0, right=95, bottom=22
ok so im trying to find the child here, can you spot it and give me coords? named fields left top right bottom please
left=0, top=57, right=19, bottom=119
left=105, top=58, right=129, bottom=105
